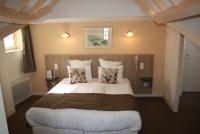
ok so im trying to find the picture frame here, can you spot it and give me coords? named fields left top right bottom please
left=84, top=27, right=112, bottom=48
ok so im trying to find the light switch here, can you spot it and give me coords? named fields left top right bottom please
left=140, top=62, right=144, bottom=70
left=54, top=63, right=58, bottom=70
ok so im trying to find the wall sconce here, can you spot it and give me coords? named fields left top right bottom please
left=126, top=30, right=134, bottom=37
left=62, top=32, right=70, bottom=38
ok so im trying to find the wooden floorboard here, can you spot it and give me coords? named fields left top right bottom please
left=7, top=94, right=200, bottom=134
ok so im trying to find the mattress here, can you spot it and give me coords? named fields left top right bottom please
left=48, top=78, right=134, bottom=95
left=26, top=78, right=141, bottom=132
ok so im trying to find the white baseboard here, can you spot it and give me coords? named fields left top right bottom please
left=163, top=95, right=178, bottom=112
left=6, top=107, right=16, bottom=117
left=135, top=93, right=163, bottom=97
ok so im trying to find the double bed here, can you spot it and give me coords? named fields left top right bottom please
left=26, top=78, right=142, bottom=134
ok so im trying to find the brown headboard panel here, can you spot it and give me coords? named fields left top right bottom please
left=45, top=54, right=153, bottom=93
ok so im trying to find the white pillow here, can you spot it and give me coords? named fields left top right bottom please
left=67, top=65, right=92, bottom=82
left=99, top=58, right=122, bottom=68
left=69, top=60, right=92, bottom=68
left=98, top=65, right=123, bottom=82
left=84, top=66, right=92, bottom=82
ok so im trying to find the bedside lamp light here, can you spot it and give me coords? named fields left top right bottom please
left=126, top=30, right=134, bottom=37
left=62, top=32, right=70, bottom=38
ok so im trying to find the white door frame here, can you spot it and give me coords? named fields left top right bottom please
left=173, top=34, right=185, bottom=112
left=0, top=83, right=9, bottom=134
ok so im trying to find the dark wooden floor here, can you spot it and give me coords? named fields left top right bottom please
left=7, top=94, right=200, bottom=134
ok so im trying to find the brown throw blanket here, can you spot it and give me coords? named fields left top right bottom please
left=32, top=93, right=139, bottom=111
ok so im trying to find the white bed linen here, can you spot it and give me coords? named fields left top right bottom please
left=48, top=78, right=133, bottom=95
left=26, top=78, right=141, bottom=132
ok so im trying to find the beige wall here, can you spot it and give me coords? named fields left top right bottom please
left=30, top=21, right=166, bottom=95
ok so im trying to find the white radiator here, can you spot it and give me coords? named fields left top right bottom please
left=11, top=77, right=31, bottom=105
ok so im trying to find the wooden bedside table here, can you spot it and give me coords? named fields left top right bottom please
left=46, top=77, right=60, bottom=90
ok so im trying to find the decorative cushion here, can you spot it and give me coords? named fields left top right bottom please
left=100, top=68, right=118, bottom=84
left=69, top=68, right=87, bottom=84
left=68, top=59, right=92, bottom=81
left=67, top=66, right=92, bottom=82
left=99, top=58, right=122, bottom=68
left=98, top=65, right=123, bottom=82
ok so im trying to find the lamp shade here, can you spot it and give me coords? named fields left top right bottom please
left=62, top=32, right=70, bottom=38
left=126, top=30, right=134, bottom=37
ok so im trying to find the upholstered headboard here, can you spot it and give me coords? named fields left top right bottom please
left=45, top=54, right=153, bottom=93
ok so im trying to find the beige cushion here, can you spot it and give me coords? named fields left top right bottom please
left=68, top=68, right=87, bottom=84
left=98, top=65, right=123, bottom=81
left=100, top=68, right=118, bottom=84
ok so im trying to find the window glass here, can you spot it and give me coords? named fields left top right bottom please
left=3, top=30, right=23, bottom=53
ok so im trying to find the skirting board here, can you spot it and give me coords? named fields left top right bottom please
left=6, top=107, right=16, bottom=117
left=163, top=95, right=178, bottom=112
left=135, top=93, right=162, bottom=97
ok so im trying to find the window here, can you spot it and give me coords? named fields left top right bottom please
left=103, top=28, right=109, bottom=40
left=3, top=30, right=23, bottom=53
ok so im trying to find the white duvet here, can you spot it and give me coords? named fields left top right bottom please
left=26, top=78, right=142, bottom=132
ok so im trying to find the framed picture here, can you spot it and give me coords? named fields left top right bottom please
left=84, top=27, right=112, bottom=48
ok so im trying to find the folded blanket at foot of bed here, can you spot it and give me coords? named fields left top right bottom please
left=32, top=93, right=139, bottom=111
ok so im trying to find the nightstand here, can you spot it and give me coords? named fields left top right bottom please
left=137, top=77, right=153, bottom=94
left=46, top=77, right=60, bottom=90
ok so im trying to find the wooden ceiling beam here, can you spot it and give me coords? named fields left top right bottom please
left=0, top=0, right=59, bottom=25
left=15, top=0, right=30, bottom=12
left=0, top=0, right=7, bottom=7
left=0, top=23, right=24, bottom=40
left=168, top=0, right=178, bottom=6
left=152, top=0, right=164, bottom=11
left=135, top=0, right=154, bottom=17
left=154, top=0, right=200, bottom=23
left=30, top=0, right=46, bottom=15
left=34, top=0, right=58, bottom=18
left=0, top=16, right=29, bottom=24
left=0, top=6, right=34, bottom=21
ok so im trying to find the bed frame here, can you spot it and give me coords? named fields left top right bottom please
left=29, top=54, right=150, bottom=134
left=33, top=126, right=139, bottom=134
left=45, top=54, right=153, bottom=93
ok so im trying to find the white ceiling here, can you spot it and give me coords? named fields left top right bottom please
left=32, top=0, right=148, bottom=23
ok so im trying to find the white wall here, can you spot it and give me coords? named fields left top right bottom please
left=0, top=40, right=16, bottom=116
left=182, top=38, right=200, bottom=92
left=164, top=27, right=182, bottom=112
left=0, top=83, right=9, bottom=134
left=167, top=17, right=200, bottom=48
left=0, top=39, right=29, bottom=116
left=34, top=0, right=147, bottom=23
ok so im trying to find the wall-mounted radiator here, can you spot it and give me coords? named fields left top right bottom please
left=11, top=77, right=31, bottom=105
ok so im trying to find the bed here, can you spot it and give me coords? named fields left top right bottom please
left=26, top=78, right=142, bottom=134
